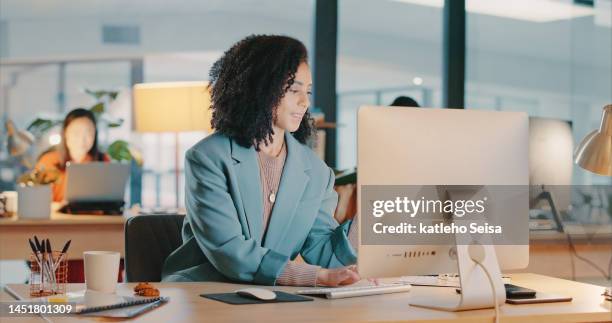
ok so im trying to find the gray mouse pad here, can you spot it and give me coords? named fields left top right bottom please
left=201, top=291, right=313, bottom=305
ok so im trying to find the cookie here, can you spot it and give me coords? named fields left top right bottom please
left=134, top=282, right=154, bottom=293
left=134, top=282, right=160, bottom=297
left=136, top=288, right=160, bottom=297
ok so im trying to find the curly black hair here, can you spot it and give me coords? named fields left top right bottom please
left=208, top=34, right=315, bottom=149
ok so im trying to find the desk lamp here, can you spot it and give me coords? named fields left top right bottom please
left=574, top=104, right=612, bottom=176
left=5, top=120, right=35, bottom=168
left=133, top=82, right=213, bottom=207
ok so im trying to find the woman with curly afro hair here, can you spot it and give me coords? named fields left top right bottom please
left=162, top=35, right=360, bottom=287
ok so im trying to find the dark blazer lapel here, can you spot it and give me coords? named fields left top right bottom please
left=230, top=139, right=264, bottom=241
left=262, top=133, right=311, bottom=250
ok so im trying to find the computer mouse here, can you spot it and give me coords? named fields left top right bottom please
left=235, top=288, right=277, bottom=301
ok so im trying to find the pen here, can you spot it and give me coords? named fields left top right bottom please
left=33, top=236, right=42, bottom=253
left=31, top=237, right=52, bottom=283
left=28, top=239, right=45, bottom=275
left=61, top=240, right=71, bottom=254
left=45, top=239, right=57, bottom=289
left=42, top=239, right=48, bottom=288
left=46, top=239, right=54, bottom=265
left=28, top=239, right=46, bottom=292
left=28, top=239, right=41, bottom=263
left=35, top=236, right=55, bottom=289
left=53, top=240, right=71, bottom=271
left=35, top=236, right=50, bottom=288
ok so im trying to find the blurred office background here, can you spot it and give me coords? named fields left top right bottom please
left=1, top=0, right=610, bottom=284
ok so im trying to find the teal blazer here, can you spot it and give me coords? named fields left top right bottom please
left=161, top=132, right=356, bottom=285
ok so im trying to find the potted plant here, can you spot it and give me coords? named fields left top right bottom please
left=16, top=167, right=60, bottom=219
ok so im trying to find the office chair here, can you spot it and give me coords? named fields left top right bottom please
left=125, top=214, right=185, bottom=282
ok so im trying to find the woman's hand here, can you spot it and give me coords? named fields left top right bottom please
left=334, top=184, right=357, bottom=224
left=316, top=265, right=360, bottom=287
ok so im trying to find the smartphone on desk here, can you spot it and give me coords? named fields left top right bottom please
left=469, top=284, right=571, bottom=304
left=506, top=293, right=572, bottom=304
left=455, top=283, right=536, bottom=299
left=505, top=284, right=536, bottom=299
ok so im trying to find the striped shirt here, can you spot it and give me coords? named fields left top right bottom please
left=257, top=141, right=357, bottom=286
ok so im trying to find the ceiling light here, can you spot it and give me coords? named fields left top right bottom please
left=391, top=0, right=595, bottom=22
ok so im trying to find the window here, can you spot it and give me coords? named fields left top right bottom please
left=465, top=0, right=611, bottom=185
left=337, top=0, right=443, bottom=169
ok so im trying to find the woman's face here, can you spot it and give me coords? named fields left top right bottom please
left=65, top=117, right=95, bottom=163
left=274, top=62, right=312, bottom=133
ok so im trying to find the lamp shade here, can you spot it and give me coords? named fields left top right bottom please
left=133, top=81, right=213, bottom=133
left=574, top=104, right=612, bottom=176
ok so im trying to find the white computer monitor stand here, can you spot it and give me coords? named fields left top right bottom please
left=409, top=243, right=506, bottom=311
left=409, top=189, right=507, bottom=311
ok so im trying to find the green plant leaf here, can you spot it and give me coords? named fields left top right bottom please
left=108, top=120, right=124, bottom=127
left=85, top=89, right=100, bottom=98
left=90, top=102, right=105, bottom=114
left=107, top=140, right=132, bottom=162
left=26, top=118, right=52, bottom=131
left=98, top=115, right=124, bottom=128
left=85, top=89, right=119, bottom=101
left=26, top=118, right=62, bottom=137
left=85, top=89, right=106, bottom=100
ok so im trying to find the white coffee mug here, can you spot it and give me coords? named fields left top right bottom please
left=2, top=191, right=18, bottom=216
left=83, top=251, right=120, bottom=293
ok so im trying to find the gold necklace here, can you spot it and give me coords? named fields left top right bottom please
left=259, top=140, right=285, bottom=203
left=272, top=140, right=285, bottom=158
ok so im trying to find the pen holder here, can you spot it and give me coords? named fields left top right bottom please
left=29, top=251, right=68, bottom=297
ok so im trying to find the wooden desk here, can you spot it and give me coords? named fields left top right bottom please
left=523, top=224, right=612, bottom=281
left=0, top=205, right=131, bottom=260
left=3, top=273, right=611, bottom=322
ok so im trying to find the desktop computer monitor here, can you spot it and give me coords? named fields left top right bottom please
left=528, top=117, right=573, bottom=231
left=357, top=106, right=529, bottom=279
left=528, top=117, right=573, bottom=196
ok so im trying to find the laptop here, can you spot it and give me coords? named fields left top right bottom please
left=60, top=162, right=130, bottom=215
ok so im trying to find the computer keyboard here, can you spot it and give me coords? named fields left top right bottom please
left=296, top=283, right=411, bottom=299
left=400, top=274, right=512, bottom=288
left=400, top=275, right=459, bottom=287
